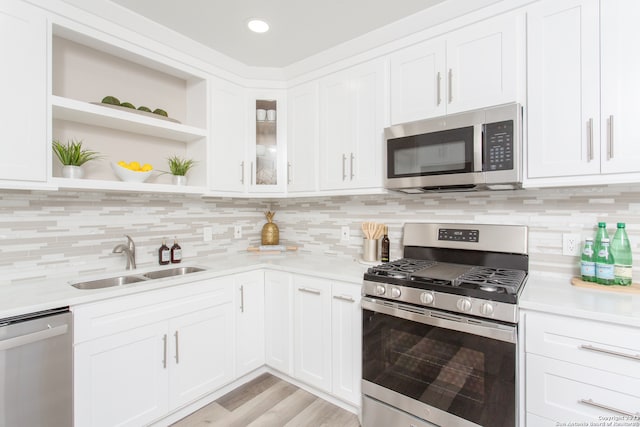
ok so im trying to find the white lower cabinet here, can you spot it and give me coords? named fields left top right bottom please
left=265, top=270, right=294, bottom=375
left=293, top=275, right=332, bottom=392
left=524, top=311, right=640, bottom=423
left=330, top=281, right=362, bottom=406
left=235, top=270, right=265, bottom=377
left=73, top=279, right=234, bottom=427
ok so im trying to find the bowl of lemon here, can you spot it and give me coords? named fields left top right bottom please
left=112, top=161, right=153, bottom=183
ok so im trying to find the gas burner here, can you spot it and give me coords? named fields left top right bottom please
left=456, top=267, right=526, bottom=294
left=368, top=259, right=435, bottom=279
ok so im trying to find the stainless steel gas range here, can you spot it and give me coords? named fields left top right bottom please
left=361, top=222, right=528, bottom=427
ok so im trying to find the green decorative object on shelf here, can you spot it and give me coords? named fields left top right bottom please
left=166, top=156, right=195, bottom=176
left=137, top=106, right=152, bottom=112
left=120, top=102, right=135, bottom=109
left=153, top=108, right=168, bottom=117
left=52, top=139, right=101, bottom=166
left=101, top=95, right=120, bottom=105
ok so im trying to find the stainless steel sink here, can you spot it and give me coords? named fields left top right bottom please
left=71, top=275, right=148, bottom=290
left=71, top=266, right=207, bottom=290
left=142, top=266, right=206, bottom=280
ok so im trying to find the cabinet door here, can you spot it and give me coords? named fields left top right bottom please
left=319, top=73, right=352, bottom=190
left=319, top=59, right=385, bottom=191
left=0, top=1, right=46, bottom=183
left=527, top=0, right=600, bottom=178
left=168, top=302, right=235, bottom=408
left=210, top=78, right=246, bottom=193
left=389, top=38, right=446, bottom=124
left=74, top=322, right=169, bottom=427
left=600, top=0, right=640, bottom=174
left=287, top=82, right=318, bottom=192
left=293, top=275, right=332, bottom=392
left=264, top=270, right=293, bottom=375
left=446, top=12, right=521, bottom=115
left=331, top=281, right=362, bottom=406
left=235, top=271, right=265, bottom=377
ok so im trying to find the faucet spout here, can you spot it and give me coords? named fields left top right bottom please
left=113, top=235, right=137, bottom=270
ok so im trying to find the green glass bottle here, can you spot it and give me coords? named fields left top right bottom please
left=595, top=238, right=614, bottom=285
left=580, top=238, right=595, bottom=282
left=593, top=222, right=609, bottom=258
left=610, top=223, right=632, bottom=286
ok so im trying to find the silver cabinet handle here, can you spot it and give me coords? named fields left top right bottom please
left=240, top=285, right=245, bottom=313
left=342, top=154, right=347, bottom=181
left=240, top=161, right=245, bottom=184
left=608, top=115, right=614, bottom=159
left=162, top=334, right=168, bottom=369
left=250, top=162, right=254, bottom=185
left=580, top=344, right=640, bottom=361
left=298, top=287, right=321, bottom=295
left=0, top=324, right=68, bottom=351
left=436, top=72, right=442, bottom=106
left=174, top=331, right=180, bottom=364
left=287, top=162, right=292, bottom=185
left=579, top=399, right=640, bottom=417
left=448, top=69, right=453, bottom=103
left=333, top=295, right=355, bottom=303
left=350, top=153, right=355, bottom=180
left=587, top=118, right=594, bottom=161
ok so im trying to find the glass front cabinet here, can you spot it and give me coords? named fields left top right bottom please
left=249, top=92, right=286, bottom=193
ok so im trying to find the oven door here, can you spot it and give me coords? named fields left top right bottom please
left=361, top=297, right=517, bottom=427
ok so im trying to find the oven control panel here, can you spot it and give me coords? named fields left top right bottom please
left=438, top=228, right=479, bottom=243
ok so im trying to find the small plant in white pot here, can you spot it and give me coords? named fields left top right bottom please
left=166, top=155, right=196, bottom=185
left=52, top=139, right=101, bottom=179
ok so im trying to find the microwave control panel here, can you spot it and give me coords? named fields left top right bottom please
left=483, top=120, right=514, bottom=171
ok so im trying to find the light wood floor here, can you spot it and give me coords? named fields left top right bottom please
left=171, top=373, right=361, bottom=427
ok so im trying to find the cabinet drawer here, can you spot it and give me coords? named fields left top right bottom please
left=73, top=278, right=231, bottom=343
left=525, top=311, right=640, bottom=377
left=527, top=353, right=640, bottom=421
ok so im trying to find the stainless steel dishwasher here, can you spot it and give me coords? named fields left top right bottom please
left=0, top=307, right=72, bottom=427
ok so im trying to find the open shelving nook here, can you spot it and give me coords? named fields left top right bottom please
left=50, top=24, right=209, bottom=193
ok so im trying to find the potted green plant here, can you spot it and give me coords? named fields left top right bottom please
left=166, top=155, right=196, bottom=185
left=52, top=139, right=101, bottom=179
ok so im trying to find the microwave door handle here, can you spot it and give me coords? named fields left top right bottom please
left=474, top=124, right=484, bottom=172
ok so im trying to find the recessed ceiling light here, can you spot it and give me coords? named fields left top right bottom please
left=247, top=19, right=269, bottom=33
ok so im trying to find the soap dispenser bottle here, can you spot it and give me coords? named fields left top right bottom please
left=159, top=239, right=170, bottom=265
left=170, top=237, right=182, bottom=264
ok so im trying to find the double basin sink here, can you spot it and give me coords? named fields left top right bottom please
left=71, top=266, right=206, bottom=290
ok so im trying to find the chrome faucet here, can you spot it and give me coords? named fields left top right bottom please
left=112, top=235, right=136, bottom=270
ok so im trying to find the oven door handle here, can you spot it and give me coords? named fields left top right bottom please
left=361, top=297, right=517, bottom=344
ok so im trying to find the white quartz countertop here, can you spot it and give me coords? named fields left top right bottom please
left=520, top=273, right=640, bottom=328
left=0, top=252, right=370, bottom=319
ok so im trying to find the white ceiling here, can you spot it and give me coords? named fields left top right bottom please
left=107, top=0, right=447, bottom=67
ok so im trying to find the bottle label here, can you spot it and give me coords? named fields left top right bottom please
left=580, top=261, right=595, bottom=277
left=582, top=247, right=594, bottom=257
left=161, top=249, right=170, bottom=262
left=172, top=248, right=182, bottom=261
left=614, top=265, right=632, bottom=279
left=596, top=263, right=614, bottom=280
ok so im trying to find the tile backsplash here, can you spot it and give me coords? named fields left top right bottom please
left=1, top=185, right=638, bottom=285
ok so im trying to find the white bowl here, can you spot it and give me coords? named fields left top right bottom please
left=111, top=163, right=152, bottom=183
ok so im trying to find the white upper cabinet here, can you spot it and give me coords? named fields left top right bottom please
left=210, top=77, right=247, bottom=193
left=389, top=11, right=522, bottom=125
left=0, top=1, right=47, bottom=184
left=319, top=58, right=386, bottom=191
left=527, top=0, right=600, bottom=179
left=287, top=82, right=319, bottom=193
left=527, top=0, right=640, bottom=184
left=600, top=0, right=640, bottom=174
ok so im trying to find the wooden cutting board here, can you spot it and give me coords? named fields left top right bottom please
left=571, top=277, right=640, bottom=294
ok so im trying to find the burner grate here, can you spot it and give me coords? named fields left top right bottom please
left=455, top=267, right=526, bottom=294
left=368, top=259, right=436, bottom=280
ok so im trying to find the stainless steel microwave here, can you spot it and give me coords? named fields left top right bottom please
left=384, top=103, right=523, bottom=193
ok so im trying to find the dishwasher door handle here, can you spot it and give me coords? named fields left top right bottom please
left=0, top=324, right=69, bottom=351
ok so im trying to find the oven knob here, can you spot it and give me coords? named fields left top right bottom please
left=390, top=287, right=401, bottom=298
left=480, top=303, right=494, bottom=316
left=457, top=298, right=472, bottom=312
left=375, top=285, right=386, bottom=295
left=420, top=292, right=434, bottom=305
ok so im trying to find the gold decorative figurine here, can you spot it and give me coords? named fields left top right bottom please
left=261, top=211, right=279, bottom=245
